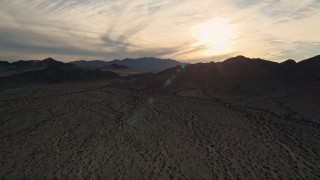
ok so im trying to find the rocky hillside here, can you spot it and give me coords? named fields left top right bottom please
left=147, top=55, right=320, bottom=95
left=0, top=59, right=120, bottom=85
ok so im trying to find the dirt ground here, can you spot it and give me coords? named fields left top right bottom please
left=0, top=81, right=319, bottom=179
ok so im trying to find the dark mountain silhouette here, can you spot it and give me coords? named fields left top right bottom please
left=1, top=57, right=63, bottom=68
left=71, top=57, right=187, bottom=70
left=281, top=59, right=296, bottom=66
left=0, top=61, right=10, bottom=67
left=102, top=64, right=129, bottom=70
left=71, top=60, right=109, bottom=68
left=0, top=58, right=75, bottom=78
left=0, top=58, right=120, bottom=85
left=41, top=57, right=64, bottom=67
left=280, top=59, right=297, bottom=73
left=294, top=55, right=320, bottom=82
left=9, top=60, right=42, bottom=67
left=2, top=55, right=320, bottom=93
left=146, top=55, right=320, bottom=95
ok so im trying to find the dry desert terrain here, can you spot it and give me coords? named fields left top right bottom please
left=0, top=81, right=320, bottom=179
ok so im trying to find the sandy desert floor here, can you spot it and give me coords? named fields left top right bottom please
left=0, top=81, right=320, bottom=179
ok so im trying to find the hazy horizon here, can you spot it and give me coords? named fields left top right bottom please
left=1, top=0, right=319, bottom=62
left=1, top=54, right=320, bottom=64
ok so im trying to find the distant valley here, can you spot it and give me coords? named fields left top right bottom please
left=70, top=57, right=187, bottom=70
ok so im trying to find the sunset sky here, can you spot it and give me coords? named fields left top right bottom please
left=0, top=0, right=319, bottom=62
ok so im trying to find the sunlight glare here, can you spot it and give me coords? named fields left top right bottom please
left=192, top=18, right=237, bottom=55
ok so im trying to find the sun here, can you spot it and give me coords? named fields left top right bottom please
left=192, top=18, right=237, bottom=55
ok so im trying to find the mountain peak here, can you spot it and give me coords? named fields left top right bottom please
left=225, top=55, right=250, bottom=62
left=42, top=57, right=63, bottom=67
left=43, top=57, right=56, bottom=61
left=281, top=59, right=296, bottom=64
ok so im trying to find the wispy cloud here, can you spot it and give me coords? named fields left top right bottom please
left=0, top=0, right=319, bottom=62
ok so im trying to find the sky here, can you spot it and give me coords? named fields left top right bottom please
left=0, top=0, right=319, bottom=63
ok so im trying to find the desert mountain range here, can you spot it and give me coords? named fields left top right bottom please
left=1, top=55, right=319, bottom=93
